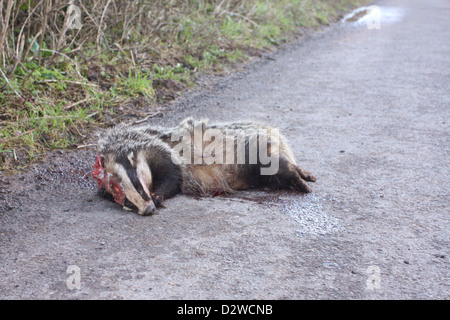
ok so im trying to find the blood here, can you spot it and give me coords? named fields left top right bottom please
left=92, top=154, right=125, bottom=206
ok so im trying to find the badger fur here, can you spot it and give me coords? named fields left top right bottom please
left=95, top=118, right=316, bottom=215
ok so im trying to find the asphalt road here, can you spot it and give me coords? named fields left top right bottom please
left=1, top=0, right=449, bottom=299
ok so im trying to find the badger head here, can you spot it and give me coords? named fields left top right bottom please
left=92, top=152, right=156, bottom=216
left=93, top=123, right=185, bottom=215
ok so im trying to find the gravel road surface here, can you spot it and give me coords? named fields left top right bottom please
left=0, top=0, right=449, bottom=299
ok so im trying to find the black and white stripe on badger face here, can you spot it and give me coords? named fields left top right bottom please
left=104, top=150, right=155, bottom=215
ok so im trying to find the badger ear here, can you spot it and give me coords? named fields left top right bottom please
left=94, top=153, right=105, bottom=168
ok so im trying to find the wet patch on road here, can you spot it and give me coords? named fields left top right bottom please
left=342, top=6, right=405, bottom=27
left=279, top=194, right=344, bottom=236
left=221, top=191, right=344, bottom=236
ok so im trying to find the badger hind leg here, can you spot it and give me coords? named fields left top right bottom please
left=260, top=157, right=313, bottom=193
left=281, top=162, right=313, bottom=193
left=294, top=165, right=317, bottom=182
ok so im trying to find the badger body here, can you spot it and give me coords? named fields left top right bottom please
left=94, top=118, right=316, bottom=215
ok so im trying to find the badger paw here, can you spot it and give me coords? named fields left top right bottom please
left=151, top=194, right=166, bottom=208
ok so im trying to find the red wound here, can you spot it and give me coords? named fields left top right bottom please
left=92, top=154, right=125, bottom=206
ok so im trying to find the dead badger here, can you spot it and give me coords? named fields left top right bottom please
left=93, top=118, right=316, bottom=215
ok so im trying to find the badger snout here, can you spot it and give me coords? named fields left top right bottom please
left=141, top=200, right=156, bottom=216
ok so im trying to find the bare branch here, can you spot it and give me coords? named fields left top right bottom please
left=0, top=66, right=22, bottom=98
left=0, top=0, right=14, bottom=61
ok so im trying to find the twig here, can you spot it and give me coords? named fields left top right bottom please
left=64, top=98, right=91, bottom=110
left=113, top=42, right=135, bottom=66
left=78, top=1, right=100, bottom=30
left=21, top=30, right=42, bottom=65
left=97, top=0, right=112, bottom=52
left=0, top=0, right=14, bottom=61
left=40, top=49, right=85, bottom=80
left=38, top=0, right=50, bottom=65
left=21, top=66, right=37, bottom=86
left=62, top=26, right=83, bottom=54
left=131, top=112, right=163, bottom=125
left=77, top=143, right=98, bottom=149
left=41, top=79, right=98, bottom=86
left=55, top=1, right=71, bottom=51
left=16, top=0, right=45, bottom=56
left=10, top=33, right=26, bottom=76
left=85, top=111, right=99, bottom=119
left=0, top=67, right=22, bottom=98
left=225, top=11, right=259, bottom=27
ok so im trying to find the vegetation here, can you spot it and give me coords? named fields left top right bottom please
left=0, top=0, right=369, bottom=170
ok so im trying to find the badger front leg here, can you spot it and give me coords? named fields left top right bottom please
left=147, top=158, right=183, bottom=208
left=151, top=177, right=181, bottom=208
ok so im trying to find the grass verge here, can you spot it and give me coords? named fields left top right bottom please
left=0, top=0, right=370, bottom=171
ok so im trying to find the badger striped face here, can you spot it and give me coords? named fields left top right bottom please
left=92, top=152, right=156, bottom=215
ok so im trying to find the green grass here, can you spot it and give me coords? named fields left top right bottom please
left=116, top=70, right=155, bottom=101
